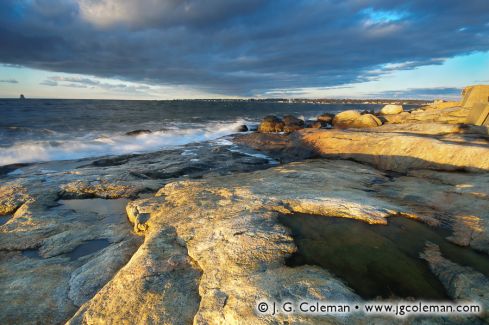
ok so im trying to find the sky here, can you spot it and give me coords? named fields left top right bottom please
left=0, top=0, right=488, bottom=100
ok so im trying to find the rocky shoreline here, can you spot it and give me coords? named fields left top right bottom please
left=1, top=92, right=489, bottom=324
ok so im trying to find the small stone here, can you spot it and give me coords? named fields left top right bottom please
left=125, top=129, right=152, bottom=136
left=236, top=125, right=248, bottom=132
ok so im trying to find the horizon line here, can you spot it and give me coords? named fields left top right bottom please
left=0, top=97, right=435, bottom=102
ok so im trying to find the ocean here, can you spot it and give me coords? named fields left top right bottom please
left=0, top=99, right=384, bottom=166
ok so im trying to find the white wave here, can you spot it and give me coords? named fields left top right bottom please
left=0, top=120, right=248, bottom=166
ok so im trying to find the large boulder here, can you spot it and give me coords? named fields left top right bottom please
left=258, top=116, right=284, bottom=133
left=350, top=114, right=382, bottom=128
left=461, top=85, right=489, bottom=108
left=283, top=115, right=304, bottom=133
left=332, top=110, right=362, bottom=128
left=380, top=111, right=410, bottom=124
left=379, top=104, right=403, bottom=115
left=317, top=113, right=334, bottom=124
left=332, top=113, right=382, bottom=129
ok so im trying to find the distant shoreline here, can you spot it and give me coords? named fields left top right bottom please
left=0, top=97, right=431, bottom=105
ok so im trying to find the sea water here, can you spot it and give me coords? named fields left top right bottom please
left=0, top=99, right=382, bottom=166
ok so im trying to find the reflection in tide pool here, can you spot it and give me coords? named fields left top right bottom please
left=59, top=198, right=129, bottom=216
left=0, top=214, right=12, bottom=226
left=68, top=239, right=111, bottom=261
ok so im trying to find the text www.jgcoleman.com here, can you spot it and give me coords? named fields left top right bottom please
left=256, top=300, right=482, bottom=318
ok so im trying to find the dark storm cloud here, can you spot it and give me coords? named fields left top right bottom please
left=1, top=0, right=488, bottom=96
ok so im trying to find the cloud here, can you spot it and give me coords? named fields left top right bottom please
left=77, top=0, right=264, bottom=28
left=40, top=79, right=58, bottom=86
left=0, top=79, right=18, bottom=83
left=0, top=0, right=488, bottom=96
left=371, top=87, right=462, bottom=99
left=40, top=75, right=152, bottom=94
left=50, top=76, right=100, bottom=85
left=65, top=83, right=88, bottom=88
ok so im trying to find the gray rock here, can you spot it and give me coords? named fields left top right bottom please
left=125, top=129, right=152, bottom=136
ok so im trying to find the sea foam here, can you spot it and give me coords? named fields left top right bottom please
left=0, top=120, right=248, bottom=166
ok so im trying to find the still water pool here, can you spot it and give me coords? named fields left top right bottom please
left=279, top=214, right=489, bottom=300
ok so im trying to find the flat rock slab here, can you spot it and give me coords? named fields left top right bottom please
left=73, top=159, right=489, bottom=324
left=235, top=122, right=489, bottom=172
left=0, top=141, right=279, bottom=324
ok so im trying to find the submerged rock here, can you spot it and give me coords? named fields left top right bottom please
left=420, top=242, right=489, bottom=314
